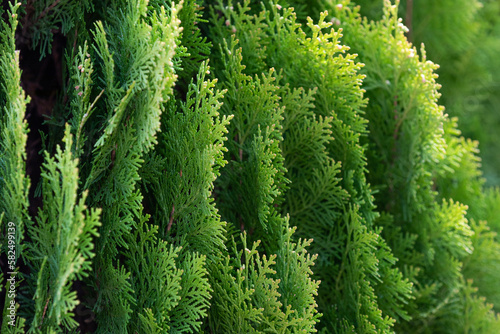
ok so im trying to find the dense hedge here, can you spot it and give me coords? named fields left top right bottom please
left=1, top=0, right=499, bottom=333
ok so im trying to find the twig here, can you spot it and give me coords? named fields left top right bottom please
left=405, top=0, right=413, bottom=42
left=36, top=0, right=63, bottom=23
left=167, top=204, right=175, bottom=232
left=40, top=297, right=50, bottom=326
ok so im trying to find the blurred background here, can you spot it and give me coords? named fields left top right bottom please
left=355, top=0, right=500, bottom=187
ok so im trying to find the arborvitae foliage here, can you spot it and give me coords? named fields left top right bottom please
left=355, top=0, right=500, bottom=187
left=21, top=0, right=94, bottom=58
left=140, top=60, right=230, bottom=332
left=212, top=38, right=287, bottom=244
left=327, top=0, right=500, bottom=332
left=208, top=36, right=321, bottom=332
left=141, top=61, right=230, bottom=260
left=401, top=0, right=500, bottom=188
left=155, top=0, right=212, bottom=85
left=208, top=224, right=320, bottom=333
left=0, top=2, right=30, bottom=256
left=26, top=127, right=100, bottom=332
left=483, top=188, right=500, bottom=240
left=435, top=119, right=500, bottom=314
left=355, top=0, right=480, bottom=50
left=1, top=3, right=29, bottom=332
left=207, top=1, right=412, bottom=332
left=2, top=0, right=500, bottom=332
left=76, top=1, right=182, bottom=330
left=333, top=0, right=500, bottom=329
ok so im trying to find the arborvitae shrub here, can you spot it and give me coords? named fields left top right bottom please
left=326, top=0, right=500, bottom=332
left=1, top=3, right=29, bottom=332
left=209, top=36, right=321, bottom=332
left=403, top=0, right=500, bottom=188
left=1, top=0, right=500, bottom=332
left=207, top=1, right=413, bottom=332
left=355, top=0, right=500, bottom=187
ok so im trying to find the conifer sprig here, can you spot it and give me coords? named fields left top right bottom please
left=124, top=220, right=183, bottom=333
left=142, top=61, right=231, bottom=260
left=214, top=37, right=287, bottom=242
left=139, top=61, right=231, bottom=332
left=331, top=0, right=500, bottom=331
left=27, top=126, right=100, bottom=332
left=24, top=0, right=94, bottom=58
left=207, top=31, right=321, bottom=331
left=208, top=2, right=413, bottom=331
left=1, top=4, right=30, bottom=332
left=74, top=0, right=182, bottom=330
left=0, top=1, right=30, bottom=259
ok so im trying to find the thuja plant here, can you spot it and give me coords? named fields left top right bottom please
left=1, top=3, right=29, bottom=332
left=435, top=119, right=500, bottom=315
left=209, top=38, right=321, bottom=332
left=26, top=127, right=101, bottom=332
left=1, top=0, right=210, bottom=332
left=2, top=0, right=321, bottom=332
left=207, top=1, right=412, bottom=332
left=143, top=1, right=321, bottom=332
left=20, top=0, right=94, bottom=59
left=400, top=0, right=500, bottom=187
left=2, top=0, right=500, bottom=332
left=0, top=2, right=30, bottom=261
left=326, top=0, right=500, bottom=332
left=354, top=0, right=500, bottom=186
left=1, top=3, right=99, bottom=333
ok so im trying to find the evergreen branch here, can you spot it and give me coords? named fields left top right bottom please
left=0, top=7, right=30, bottom=330
left=169, top=252, right=212, bottom=333
left=78, top=1, right=182, bottom=330
left=27, top=126, right=100, bottom=332
left=35, top=0, right=63, bottom=24
left=0, top=1, right=30, bottom=260
left=144, top=60, right=230, bottom=261
left=125, top=220, right=183, bottom=332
